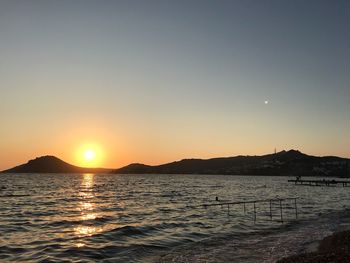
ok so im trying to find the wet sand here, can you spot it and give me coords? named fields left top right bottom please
left=277, top=231, right=350, bottom=263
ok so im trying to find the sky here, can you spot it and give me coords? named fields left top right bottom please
left=1, top=0, right=350, bottom=170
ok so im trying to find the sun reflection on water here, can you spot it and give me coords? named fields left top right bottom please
left=81, top=213, right=97, bottom=220
left=76, top=243, right=85, bottom=248
left=74, top=174, right=101, bottom=238
left=82, top=173, right=94, bottom=188
left=80, top=202, right=93, bottom=210
left=74, top=226, right=102, bottom=237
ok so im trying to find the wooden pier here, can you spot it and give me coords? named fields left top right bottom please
left=200, top=197, right=298, bottom=223
left=288, top=179, right=350, bottom=187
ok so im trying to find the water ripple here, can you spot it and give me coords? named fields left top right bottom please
left=0, top=174, right=349, bottom=262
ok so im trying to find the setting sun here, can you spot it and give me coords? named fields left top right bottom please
left=75, top=143, right=105, bottom=168
left=84, top=150, right=96, bottom=161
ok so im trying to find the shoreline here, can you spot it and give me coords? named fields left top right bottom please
left=155, top=208, right=350, bottom=263
left=277, top=230, right=350, bottom=262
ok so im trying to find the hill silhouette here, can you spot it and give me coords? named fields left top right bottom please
left=1, top=150, right=349, bottom=177
left=112, top=150, right=350, bottom=177
left=1, top=156, right=110, bottom=174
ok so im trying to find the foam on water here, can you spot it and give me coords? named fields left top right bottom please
left=0, top=173, right=349, bottom=262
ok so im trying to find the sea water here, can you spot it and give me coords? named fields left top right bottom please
left=1, top=174, right=350, bottom=262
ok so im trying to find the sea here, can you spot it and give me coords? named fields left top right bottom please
left=1, top=173, right=350, bottom=262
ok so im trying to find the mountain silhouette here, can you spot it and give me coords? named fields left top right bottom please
left=1, top=150, right=349, bottom=177
left=112, top=150, right=350, bottom=177
left=1, top=156, right=110, bottom=174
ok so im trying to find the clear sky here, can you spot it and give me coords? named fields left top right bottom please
left=1, top=0, right=350, bottom=170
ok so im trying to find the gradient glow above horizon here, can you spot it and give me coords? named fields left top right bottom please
left=1, top=0, right=350, bottom=170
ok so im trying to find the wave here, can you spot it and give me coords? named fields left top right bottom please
left=157, top=208, right=350, bottom=263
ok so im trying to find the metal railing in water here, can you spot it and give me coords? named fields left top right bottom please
left=198, top=197, right=298, bottom=223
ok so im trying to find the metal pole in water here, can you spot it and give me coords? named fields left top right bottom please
left=279, top=199, right=283, bottom=223
left=270, top=200, right=272, bottom=220
left=243, top=203, right=246, bottom=214
left=227, top=204, right=230, bottom=216
left=253, top=202, right=256, bottom=222
left=294, top=198, right=298, bottom=219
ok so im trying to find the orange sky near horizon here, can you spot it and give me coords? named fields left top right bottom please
left=1, top=106, right=350, bottom=171
left=1, top=113, right=349, bottom=171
